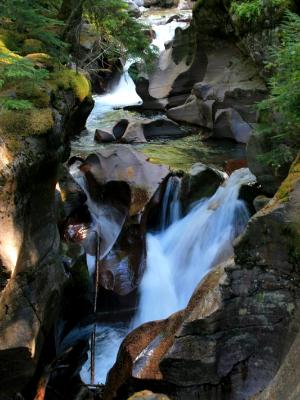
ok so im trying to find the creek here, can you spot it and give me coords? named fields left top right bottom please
left=68, top=3, right=252, bottom=387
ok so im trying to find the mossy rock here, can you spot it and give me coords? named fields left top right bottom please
left=275, top=151, right=300, bottom=203
left=25, top=52, right=54, bottom=69
left=22, top=39, right=43, bottom=54
left=0, top=108, right=54, bottom=138
left=16, top=81, right=51, bottom=108
left=50, top=69, right=91, bottom=102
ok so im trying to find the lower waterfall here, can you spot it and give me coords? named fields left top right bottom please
left=81, top=168, right=255, bottom=384
left=132, top=168, right=255, bottom=327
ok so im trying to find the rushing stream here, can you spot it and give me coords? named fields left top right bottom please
left=77, top=3, right=253, bottom=386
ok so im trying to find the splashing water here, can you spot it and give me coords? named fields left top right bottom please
left=132, top=168, right=255, bottom=327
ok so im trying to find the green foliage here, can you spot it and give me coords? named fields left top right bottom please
left=230, top=0, right=293, bottom=24
left=0, top=0, right=67, bottom=58
left=0, top=53, right=50, bottom=110
left=256, top=11, right=300, bottom=169
left=0, top=98, right=33, bottom=110
left=83, top=0, right=158, bottom=64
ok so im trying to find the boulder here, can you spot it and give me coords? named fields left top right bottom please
left=213, top=108, right=252, bottom=144
left=79, top=146, right=169, bottom=217
left=181, top=162, right=226, bottom=209
left=94, top=128, right=116, bottom=143
left=121, top=121, right=147, bottom=143
left=124, top=0, right=142, bottom=17
left=143, top=119, right=186, bottom=138
left=167, top=96, right=214, bottom=128
left=110, top=118, right=186, bottom=144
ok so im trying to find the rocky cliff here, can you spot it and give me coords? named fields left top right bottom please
left=0, top=82, right=93, bottom=397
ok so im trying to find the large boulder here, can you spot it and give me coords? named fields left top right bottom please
left=79, top=146, right=170, bottom=217
left=104, top=153, right=300, bottom=400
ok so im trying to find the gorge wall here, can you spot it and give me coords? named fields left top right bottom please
left=0, top=84, right=93, bottom=397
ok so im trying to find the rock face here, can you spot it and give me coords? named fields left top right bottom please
left=0, top=89, right=92, bottom=395
left=166, top=41, right=266, bottom=143
left=104, top=153, right=300, bottom=400
left=130, top=24, right=205, bottom=111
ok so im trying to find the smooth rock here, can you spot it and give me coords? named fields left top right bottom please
left=94, top=128, right=116, bottom=143
left=80, top=145, right=169, bottom=216
left=167, top=96, right=214, bottom=128
left=214, top=108, right=252, bottom=143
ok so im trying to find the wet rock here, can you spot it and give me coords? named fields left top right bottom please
left=143, top=118, right=186, bottom=138
left=182, top=162, right=226, bottom=209
left=57, top=165, right=87, bottom=218
left=104, top=263, right=226, bottom=399
left=113, top=119, right=130, bottom=139
left=214, top=108, right=252, bottom=144
left=94, top=128, right=116, bottom=143
left=110, top=118, right=186, bottom=144
left=253, top=195, right=271, bottom=212
left=80, top=146, right=169, bottom=216
left=121, top=121, right=147, bottom=143
left=99, top=224, right=146, bottom=296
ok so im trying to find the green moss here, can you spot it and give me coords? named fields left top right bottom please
left=50, top=69, right=91, bottom=102
left=22, top=38, right=43, bottom=54
left=0, top=108, right=54, bottom=138
left=16, top=81, right=50, bottom=108
left=276, top=152, right=300, bottom=202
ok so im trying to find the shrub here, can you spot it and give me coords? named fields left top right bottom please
left=256, top=11, right=300, bottom=170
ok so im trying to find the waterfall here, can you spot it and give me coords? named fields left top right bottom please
left=132, top=168, right=255, bottom=327
left=152, top=20, right=188, bottom=53
left=160, top=175, right=182, bottom=231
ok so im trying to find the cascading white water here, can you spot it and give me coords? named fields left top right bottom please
left=160, top=175, right=182, bottom=231
left=152, top=20, right=188, bottom=52
left=132, top=168, right=255, bottom=327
